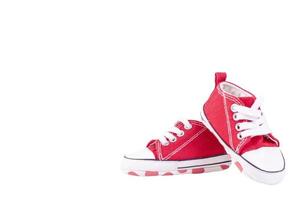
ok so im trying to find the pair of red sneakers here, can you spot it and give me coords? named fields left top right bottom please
left=121, top=72, right=285, bottom=184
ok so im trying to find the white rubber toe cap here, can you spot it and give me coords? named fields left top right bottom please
left=125, top=148, right=155, bottom=160
left=242, top=147, right=285, bottom=172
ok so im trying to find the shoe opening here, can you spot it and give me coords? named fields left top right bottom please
left=219, top=82, right=252, bottom=97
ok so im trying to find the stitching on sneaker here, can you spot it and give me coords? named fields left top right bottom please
left=217, top=88, right=244, bottom=106
left=163, top=125, right=206, bottom=160
left=157, top=122, right=204, bottom=160
left=218, top=87, right=247, bottom=151
left=236, top=137, right=249, bottom=153
left=156, top=140, right=163, bottom=160
left=222, top=94, right=234, bottom=149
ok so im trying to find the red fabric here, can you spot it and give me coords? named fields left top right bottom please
left=238, top=135, right=278, bottom=154
left=237, top=96, right=278, bottom=154
left=147, top=140, right=159, bottom=160
left=215, top=72, right=227, bottom=87
left=204, top=72, right=279, bottom=155
left=146, top=120, right=227, bottom=161
left=238, top=96, right=255, bottom=107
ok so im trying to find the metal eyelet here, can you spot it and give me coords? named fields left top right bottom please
left=235, top=123, right=241, bottom=131
left=170, top=137, right=177, bottom=143
left=237, top=133, right=243, bottom=140
left=178, top=130, right=185, bottom=137
left=233, top=113, right=238, bottom=121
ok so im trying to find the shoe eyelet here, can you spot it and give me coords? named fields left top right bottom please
left=231, top=104, right=238, bottom=112
left=178, top=131, right=185, bottom=137
left=170, top=138, right=177, bottom=143
left=237, top=133, right=243, bottom=140
left=235, top=123, right=241, bottom=131
left=184, top=124, right=192, bottom=130
left=233, top=113, right=238, bottom=121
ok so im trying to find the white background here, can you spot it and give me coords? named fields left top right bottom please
left=0, top=0, right=299, bottom=199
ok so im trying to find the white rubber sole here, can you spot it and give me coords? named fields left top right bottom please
left=121, top=154, right=231, bottom=176
left=200, top=109, right=286, bottom=185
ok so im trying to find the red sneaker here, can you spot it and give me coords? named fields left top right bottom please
left=201, top=72, right=285, bottom=184
left=121, top=120, right=231, bottom=176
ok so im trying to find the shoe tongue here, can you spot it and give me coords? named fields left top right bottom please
left=236, top=96, right=278, bottom=154
left=174, top=121, right=182, bottom=128
left=238, top=96, right=256, bottom=107
left=172, top=121, right=185, bottom=131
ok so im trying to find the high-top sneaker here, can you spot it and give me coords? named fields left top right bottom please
left=201, top=72, right=285, bottom=184
left=121, top=119, right=231, bottom=176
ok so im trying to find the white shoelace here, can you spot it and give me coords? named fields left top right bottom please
left=159, top=119, right=192, bottom=146
left=231, top=98, right=271, bottom=139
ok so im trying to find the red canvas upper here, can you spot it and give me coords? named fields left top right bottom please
left=146, top=120, right=227, bottom=161
left=203, top=72, right=279, bottom=155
